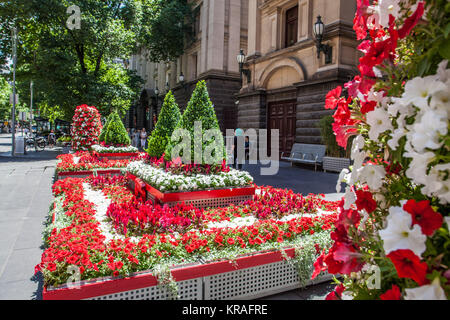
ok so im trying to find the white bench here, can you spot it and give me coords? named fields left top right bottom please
left=281, top=143, right=326, bottom=171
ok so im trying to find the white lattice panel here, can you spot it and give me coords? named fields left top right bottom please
left=204, top=260, right=331, bottom=300
left=87, top=277, right=202, bottom=300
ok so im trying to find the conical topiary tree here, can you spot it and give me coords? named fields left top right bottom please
left=98, top=114, right=112, bottom=143
left=165, top=80, right=225, bottom=164
left=146, top=91, right=181, bottom=158
left=103, top=111, right=131, bottom=146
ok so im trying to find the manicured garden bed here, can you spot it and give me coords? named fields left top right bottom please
left=37, top=175, right=340, bottom=300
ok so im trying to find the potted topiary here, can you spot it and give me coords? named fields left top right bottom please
left=92, top=111, right=138, bottom=157
left=146, top=90, right=181, bottom=158
left=318, top=115, right=351, bottom=173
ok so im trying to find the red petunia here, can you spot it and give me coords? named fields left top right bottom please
left=355, top=190, right=377, bottom=213
left=380, top=284, right=402, bottom=300
left=387, top=249, right=428, bottom=285
left=325, top=86, right=342, bottom=110
left=403, top=200, right=443, bottom=236
left=325, top=283, right=345, bottom=300
left=398, top=2, right=425, bottom=39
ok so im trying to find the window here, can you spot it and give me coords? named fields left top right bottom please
left=285, top=6, right=298, bottom=47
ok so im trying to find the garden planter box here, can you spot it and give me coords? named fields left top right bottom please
left=42, top=247, right=333, bottom=300
left=93, top=152, right=139, bottom=161
left=323, top=156, right=351, bottom=173
left=127, top=173, right=255, bottom=208
left=57, top=169, right=123, bottom=180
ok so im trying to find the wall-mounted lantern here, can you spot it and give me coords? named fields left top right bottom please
left=313, top=15, right=332, bottom=64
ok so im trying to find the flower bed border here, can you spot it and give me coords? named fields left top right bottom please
left=43, top=246, right=312, bottom=300
left=126, top=172, right=255, bottom=207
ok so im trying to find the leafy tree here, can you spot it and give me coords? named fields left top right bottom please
left=165, top=80, right=225, bottom=163
left=0, top=77, right=11, bottom=121
left=146, top=90, right=181, bottom=158
left=102, top=111, right=131, bottom=146
left=0, top=0, right=144, bottom=121
left=138, top=0, right=194, bottom=62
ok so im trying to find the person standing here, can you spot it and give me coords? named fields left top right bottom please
left=232, top=128, right=245, bottom=170
left=134, top=129, right=140, bottom=149
left=140, top=128, right=148, bottom=151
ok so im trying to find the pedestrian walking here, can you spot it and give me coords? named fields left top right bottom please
left=133, top=129, right=140, bottom=149
left=140, top=128, right=148, bottom=151
left=232, top=128, right=245, bottom=170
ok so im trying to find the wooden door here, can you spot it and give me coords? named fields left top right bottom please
left=268, top=100, right=296, bottom=158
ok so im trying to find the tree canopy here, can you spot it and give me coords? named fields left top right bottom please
left=0, top=0, right=193, bottom=121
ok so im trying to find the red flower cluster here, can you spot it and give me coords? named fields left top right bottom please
left=56, top=152, right=130, bottom=173
left=144, top=154, right=231, bottom=176
left=71, top=105, right=103, bottom=151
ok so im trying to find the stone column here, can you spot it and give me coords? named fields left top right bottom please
left=200, top=0, right=209, bottom=74
left=247, top=0, right=261, bottom=57
left=227, top=0, right=241, bottom=73
left=206, top=0, right=225, bottom=71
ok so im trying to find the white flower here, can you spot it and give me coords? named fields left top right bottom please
left=387, top=127, right=406, bottom=150
left=402, top=76, right=447, bottom=110
left=370, top=0, right=401, bottom=28
left=445, top=217, right=450, bottom=232
left=404, top=278, right=447, bottom=300
left=436, top=59, right=449, bottom=83
left=404, top=151, right=435, bottom=186
left=408, top=107, right=447, bottom=153
left=343, top=186, right=356, bottom=210
left=379, top=206, right=427, bottom=257
left=366, top=107, right=393, bottom=141
left=358, top=164, right=386, bottom=190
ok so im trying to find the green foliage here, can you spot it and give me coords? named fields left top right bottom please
left=98, top=114, right=113, bottom=143
left=146, top=90, right=181, bottom=158
left=0, top=77, right=11, bottom=120
left=0, top=0, right=144, bottom=121
left=103, top=111, right=131, bottom=146
left=318, top=115, right=350, bottom=158
left=138, top=0, right=194, bottom=62
left=165, top=80, right=225, bottom=163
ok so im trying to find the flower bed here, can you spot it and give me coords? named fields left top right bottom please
left=91, top=145, right=139, bottom=160
left=55, top=152, right=134, bottom=175
left=37, top=176, right=340, bottom=300
left=126, top=161, right=253, bottom=193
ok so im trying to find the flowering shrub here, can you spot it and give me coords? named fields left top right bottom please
left=71, top=105, right=103, bottom=151
left=315, top=0, right=449, bottom=300
left=126, top=160, right=253, bottom=192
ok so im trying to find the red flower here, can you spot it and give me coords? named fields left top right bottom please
left=403, top=200, right=443, bottom=236
left=227, top=238, right=235, bottom=245
left=311, top=250, right=327, bottom=280
left=325, top=283, right=345, bottom=300
left=360, top=99, right=377, bottom=114
left=324, top=242, right=364, bottom=275
left=355, top=190, right=377, bottom=213
left=398, top=2, right=425, bottom=39
left=380, top=285, right=402, bottom=300
left=325, top=86, right=342, bottom=109
left=387, top=249, right=428, bottom=285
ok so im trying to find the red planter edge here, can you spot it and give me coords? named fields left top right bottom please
left=126, top=172, right=255, bottom=203
left=93, top=152, right=139, bottom=158
left=42, top=247, right=296, bottom=300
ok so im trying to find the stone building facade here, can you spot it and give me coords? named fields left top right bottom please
left=125, top=0, right=249, bottom=133
left=237, top=0, right=359, bottom=155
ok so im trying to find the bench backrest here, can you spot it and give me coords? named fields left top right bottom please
left=290, top=143, right=326, bottom=162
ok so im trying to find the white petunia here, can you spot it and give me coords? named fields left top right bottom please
left=409, top=107, right=447, bottom=152
left=404, top=150, right=435, bottom=186
left=370, top=0, right=401, bottom=28
left=387, top=127, right=406, bottom=150
left=358, top=164, right=386, bottom=190
left=366, top=107, right=393, bottom=141
left=379, top=206, right=427, bottom=257
left=343, top=186, right=356, bottom=210
left=404, top=278, right=447, bottom=300
left=402, top=76, right=447, bottom=110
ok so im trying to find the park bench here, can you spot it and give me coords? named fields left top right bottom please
left=281, top=143, right=326, bottom=171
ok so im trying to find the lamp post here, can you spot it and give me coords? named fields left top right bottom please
left=165, top=82, right=170, bottom=93
left=237, top=49, right=251, bottom=84
left=11, top=27, right=17, bottom=155
left=313, top=16, right=332, bottom=64
left=30, top=80, right=33, bottom=135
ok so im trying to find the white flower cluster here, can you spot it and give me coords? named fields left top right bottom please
left=126, top=161, right=253, bottom=192
left=337, top=135, right=386, bottom=209
left=92, top=144, right=138, bottom=154
left=387, top=60, right=450, bottom=204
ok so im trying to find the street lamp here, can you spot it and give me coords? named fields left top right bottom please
left=313, top=15, right=332, bottom=64
left=237, top=49, right=251, bottom=84
left=179, top=72, right=185, bottom=83
left=165, top=82, right=170, bottom=92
